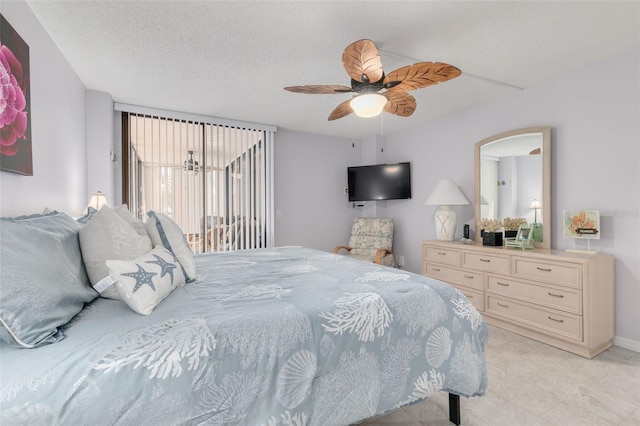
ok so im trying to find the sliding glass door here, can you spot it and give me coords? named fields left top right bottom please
left=121, top=109, right=275, bottom=253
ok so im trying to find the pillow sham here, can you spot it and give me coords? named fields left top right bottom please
left=146, top=211, right=196, bottom=282
left=0, top=211, right=97, bottom=348
left=106, top=246, right=185, bottom=315
left=79, top=206, right=152, bottom=299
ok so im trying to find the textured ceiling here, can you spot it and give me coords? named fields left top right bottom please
left=26, top=1, right=640, bottom=139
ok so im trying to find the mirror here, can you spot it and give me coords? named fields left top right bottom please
left=474, top=127, right=551, bottom=248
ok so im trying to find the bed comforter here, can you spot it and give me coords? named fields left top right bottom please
left=0, top=246, right=487, bottom=425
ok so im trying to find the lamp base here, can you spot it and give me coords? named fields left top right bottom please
left=435, top=206, right=457, bottom=241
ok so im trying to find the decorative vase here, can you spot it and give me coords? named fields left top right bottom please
left=504, top=230, right=518, bottom=239
left=482, top=231, right=503, bottom=246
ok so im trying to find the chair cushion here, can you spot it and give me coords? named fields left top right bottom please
left=348, top=218, right=393, bottom=252
left=343, top=218, right=395, bottom=266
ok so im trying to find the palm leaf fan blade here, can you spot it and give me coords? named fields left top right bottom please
left=384, top=92, right=416, bottom=117
left=342, top=39, right=384, bottom=84
left=384, top=62, right=462, bottom=92
left=328, top=99, right=354, bottom=121
left=284, top=85, right=353, bottom=94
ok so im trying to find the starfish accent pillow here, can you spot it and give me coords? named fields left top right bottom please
left=79, top=206, right=152, bottom=299
left=106, top=246, right=185, bottom=315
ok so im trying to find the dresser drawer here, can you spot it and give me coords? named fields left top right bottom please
left=424, top=246, right=461, bottom=267
left=463, top=252, right=510, bottom=274
left=486, top=295, right=582, bottom=341
left=486, top=275, right=582, bottom=314
left=425, top=263, right=484, bottom=291
left=453, top=286, right=484, bottom=311
left=512, top=257, right=581, bottom=288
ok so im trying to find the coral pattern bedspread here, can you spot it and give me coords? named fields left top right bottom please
left=0, top=247, right=487, bottom=425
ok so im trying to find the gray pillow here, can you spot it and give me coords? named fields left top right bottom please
left=0, top=211, right=98, bottom=348
left=79, top=206, right=152, bottom=299
left=146, top=211, right=196, bottom=282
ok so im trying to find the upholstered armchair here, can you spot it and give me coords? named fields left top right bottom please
left=333, top=217, right=396, bottom=267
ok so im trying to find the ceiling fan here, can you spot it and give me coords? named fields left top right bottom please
left=284, top=39, right=462, bottom=121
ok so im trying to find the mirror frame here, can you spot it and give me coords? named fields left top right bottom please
left=474, top=127, right=551, bottom=249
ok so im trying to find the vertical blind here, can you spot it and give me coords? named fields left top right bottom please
left=117, top=103, right=276, bottom=253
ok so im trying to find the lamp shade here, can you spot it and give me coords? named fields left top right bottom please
left=88, top=191, right=108, bottom=211
left=424, top=179, right=470, bottom=206
left=350, top=94, right=387, bottom=118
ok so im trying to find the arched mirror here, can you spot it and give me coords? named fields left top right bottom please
left=474, top=127, right=551, bottom=248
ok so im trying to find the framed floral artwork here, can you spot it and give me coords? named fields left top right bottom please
left=1, top=14, right=32, bottom=175
left=563, top=210, right=600, bottom=240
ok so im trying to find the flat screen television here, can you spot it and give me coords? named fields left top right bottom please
left=348, top=162, right=412, bottom=202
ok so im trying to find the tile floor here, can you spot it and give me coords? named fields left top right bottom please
left=362, top=326, right=640, bottom=425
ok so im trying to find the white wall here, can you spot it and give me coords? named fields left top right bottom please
left=0, top=1, right=87, bottom=217
left=274, top=129, right=362, bottom=252
left=379, top=48, right=640, bottom=344
left=86, top=90, right=116, bottom=205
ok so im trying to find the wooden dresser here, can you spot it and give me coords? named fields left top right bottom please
left=422, top=240, right=615, bottom=358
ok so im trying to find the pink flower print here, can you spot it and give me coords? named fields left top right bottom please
left=0, top=45, right=28, bottom=156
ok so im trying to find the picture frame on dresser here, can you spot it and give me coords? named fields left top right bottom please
left=505, top=224, right=534, bottom=250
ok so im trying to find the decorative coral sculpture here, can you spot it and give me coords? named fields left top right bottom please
left=503, top=217, right=527, bottom=231
left=478, top=218, right=502, bottom=233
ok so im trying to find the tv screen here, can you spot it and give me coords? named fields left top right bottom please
left=348, top=162, right=412, bottom=202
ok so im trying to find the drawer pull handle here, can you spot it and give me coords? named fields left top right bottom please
left=497, top=282, right=510, bottom=286
left=548, top=316, right=564, bottom=323
left=437, top=252, right=447, bottom=255
left=548, top=292, right=564, bottom=298
left=464, top=294, right=474, bottom=298
left=480, top=258, right=491, bottom=263
left=432, top=267, right=441, bottom=272
left=464, top=275, right=474, bottom=279
left=497, top=302, right=509, bottom=308
left=537, top=267, right=552, bottom=272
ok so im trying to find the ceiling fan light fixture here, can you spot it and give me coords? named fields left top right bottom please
left=184, top=150, right=200, bottom=174
left=350, top=93, right=387, bottom=118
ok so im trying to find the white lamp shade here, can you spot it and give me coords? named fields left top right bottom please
left=424, top=179, right=470, bottom=206
left=88, top=191, right=109, bottom=211
left=350, top=94, right=387, bottom=118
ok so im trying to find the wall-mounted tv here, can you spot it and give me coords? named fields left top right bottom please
left=348, top=162, right=412, bottom=202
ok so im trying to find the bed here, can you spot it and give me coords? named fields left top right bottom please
left=0, top=209, right=487, bottom=425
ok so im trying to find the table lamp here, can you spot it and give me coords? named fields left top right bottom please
left=87, top=191, right=108, bottom=211
left=424, top=179, right=470, bottom=241
left=530, top=199, right=541, bottom=223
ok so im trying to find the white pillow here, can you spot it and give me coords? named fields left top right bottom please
left=106, top=246, right=185, bottom=315
left=114, top=205, right=148, bottom=238
left=79, top=206, right=153, bottom=299
left=145, top=211, right=196, bottom=282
